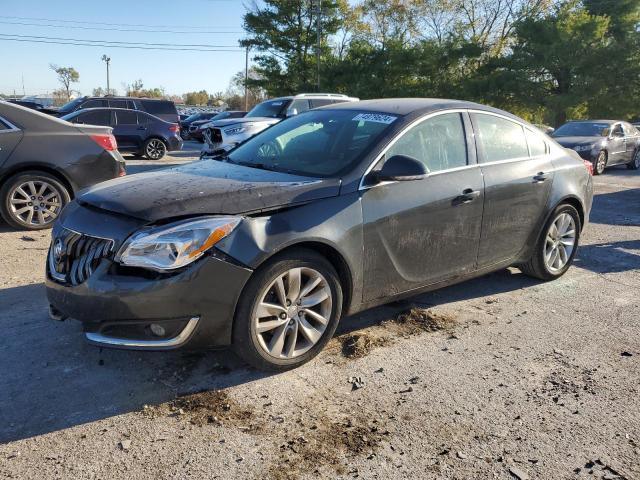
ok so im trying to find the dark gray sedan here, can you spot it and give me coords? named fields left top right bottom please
left=46, top=99, right=593, bottom=371
left=552, top=120, right=640, bottom=174
left=0, top=101, right=126, bottom=229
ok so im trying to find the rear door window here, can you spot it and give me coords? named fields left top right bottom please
left=109, top=99, right=128, bottom=109
left=473, top=113, right=529, bottom=162
left=309, top=99, right=333, bottom=109
left=140, top=100, right=177, bottom=116
left=525, top=128, right=548, bottom=157
left=82, top=99, right=108, bottom=109
left=115, top=110, right=138, bottom=125
left=78, top=110, right=111, bottom=126
left=290, top=99, right=310, bottom=114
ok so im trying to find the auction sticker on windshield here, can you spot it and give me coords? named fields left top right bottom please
left=352, top=113, right=398, bottom=124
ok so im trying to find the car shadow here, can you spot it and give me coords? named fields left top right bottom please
left=588, top=187, right=640, bottom=227
left=0, top=268, right=540, bottom=444
left=574, top=239, right=640, bottom=274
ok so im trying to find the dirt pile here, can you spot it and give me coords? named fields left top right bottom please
left=384, top=307, right=457, bottom=336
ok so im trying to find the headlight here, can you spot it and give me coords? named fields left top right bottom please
left=117, top=217, right=241, bottom=271
left=224, top=125, right=249, bottom=135
left=574, top=145, right=594, bottom=152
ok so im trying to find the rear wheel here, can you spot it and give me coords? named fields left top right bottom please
left=0, top=171, right=70, bottom=230
left=233, top=249, right=343, bottom=371
left=627, top=149, right=640, bottom=170
left=144, top=138, right=167, bottom=160
left=594, top=150, right=607, bottom=175
left=520, top=204, right=581, bottom=281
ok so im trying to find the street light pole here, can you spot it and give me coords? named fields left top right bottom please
left=316, top=0, right=322, bottom=92
left=101, top=55, right=111, bottom=94
left=244, top=46, right=249, bottom=111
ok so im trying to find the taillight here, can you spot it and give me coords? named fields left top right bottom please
left=582, top=159, right=594, bottom=175
left=91, top=134, right=117, bottom=151
left=169, top=124, right=179, bottom=132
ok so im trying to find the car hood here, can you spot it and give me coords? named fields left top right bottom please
left=205, top=117, right=281, bottom=128
left=553, top=136, right=605, bottom=148
left=77, top=159, right=341, bottom=221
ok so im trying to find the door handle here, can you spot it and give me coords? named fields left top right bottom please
left=533, top=172, right=548, bottom=183
left=137, top=126, right=146, bottom=130
left=454, top=188, right=481, bottom=205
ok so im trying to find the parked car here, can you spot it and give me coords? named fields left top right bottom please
left=180, top=111, right=246, bottom=141
left=0, top=101, right=125, bottom=230
left=552, top=120, right=640, bottom=174
left=201, top=94, right=358, bottom=154
left=187, top=111, right=247, bottom=142
left=62, top=108, right=182, bottom=160
left=53, top=96, right=179, bottom=123
left=46, top=98, right=593, bottom=370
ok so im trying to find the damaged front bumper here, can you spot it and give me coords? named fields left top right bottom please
left=45, top=205, right=253, bottom=350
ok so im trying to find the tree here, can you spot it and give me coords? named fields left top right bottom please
left=50, top=65, right=79, bottom=101
left=183, top=90, right=210, bottom=105
left=241, top=0, right=343, bottom=95
left=125, top=79, right=166, bottom=98
left=92, top=87, right=117, bottom=96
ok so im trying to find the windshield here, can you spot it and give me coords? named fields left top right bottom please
left=58, top=97, right=85, bottom=113
left=211, top=111, right=231, bottom=121
left=225, top=109, right=397, bottom=177
left=246, top=99, right=289, bottom=118
left=184, top=113, right=202, bottom=122
left=553, top=122, right=611, bottom=137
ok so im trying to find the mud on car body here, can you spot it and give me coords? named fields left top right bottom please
left=46, top=99, right=593, bottom=371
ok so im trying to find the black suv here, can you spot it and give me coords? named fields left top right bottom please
left=54, top=96, right=179, bottom=123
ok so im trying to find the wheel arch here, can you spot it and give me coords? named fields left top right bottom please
left=553, top=195, right=585, bottom=231
left=251, top=240, right=354, bottom=316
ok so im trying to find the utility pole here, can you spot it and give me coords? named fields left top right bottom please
left=101, top=55, right=111, bottom=94
left=316, top=0, right=322, bottom=92
left=244, top=46, right=249, bottom=111
left=21, top=74, right=25, bottom=96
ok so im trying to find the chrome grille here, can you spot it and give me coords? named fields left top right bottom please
left=48, top=228, right=114, bottom=285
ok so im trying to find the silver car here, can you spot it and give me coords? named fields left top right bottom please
left=201, top=93, right=358, bottom=155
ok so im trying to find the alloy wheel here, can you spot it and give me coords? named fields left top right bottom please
left=9, top=180, right=63, bottom=227
left=595, top=151, right=606, bottom=174
left=543, top=212, right=576, bottom=273
left=146, top=139, right=166, bottom=159
left=253, top=267, right=332, bottom=359
left=634, top=151, right=640, bottom=168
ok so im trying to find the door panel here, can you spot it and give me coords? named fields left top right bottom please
left=471, top=113, right=554, bottom=267
left=608, top=124, right=626, bottom=165
left=361, top=169, right=484, bottom=301
left=113, top=110, right=143, bottom=151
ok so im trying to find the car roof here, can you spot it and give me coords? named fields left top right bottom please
left=67, top=107, right=169, bottom=121
left=563, top=119, right=617, bottom=124
left=321, top=98, right=513, bottom=117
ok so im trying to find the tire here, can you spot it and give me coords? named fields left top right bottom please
left=627, top=149, right=640, bottom=170
left=0, top=171, right=71, bottom=230
left=143, top=138, right=167, bottom=160
left=233, top=248, right=343, bottom=371
left=593, top=150, right=607, bottom=175
left=520, top=204, right=581, bottom=281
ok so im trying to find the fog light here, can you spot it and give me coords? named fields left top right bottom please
left=150, top=324, right=166, bottom=337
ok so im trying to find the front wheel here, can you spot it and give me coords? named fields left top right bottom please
left=594, top=150, right=607, bottom=175
left=627, top=149, right=640, bottom=170
left=0, top=171, right=71, bottom=230
left=520, top=204, right=581, bottom=281
left=233, top=249, right=343, bottom=371
left=143, top=138, right=167, bottom=160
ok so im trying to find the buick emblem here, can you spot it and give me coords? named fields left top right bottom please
left=53, top=239, right=64, bottom=262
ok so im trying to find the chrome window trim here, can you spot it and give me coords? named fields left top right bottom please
left=359, top=108, right=552, bottom=190
left=0, top=116, right=21, bottom=133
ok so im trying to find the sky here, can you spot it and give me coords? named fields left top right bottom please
left=0, top=0, right=250, bottom=97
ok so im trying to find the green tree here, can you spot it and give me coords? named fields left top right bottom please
left=50, top=65, right=79, bottom=101
left=241, top=0, right=343, bottom=95
left=183, top=90, right=210, bottom=105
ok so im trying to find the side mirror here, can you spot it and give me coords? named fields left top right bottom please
left=286, top=107, right=298, bottom=117
left=373, top=154, right=428, bottom=182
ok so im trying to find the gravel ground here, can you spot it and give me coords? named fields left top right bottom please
left=0, top=151, right=638, bottom=480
